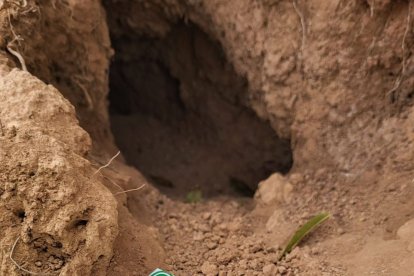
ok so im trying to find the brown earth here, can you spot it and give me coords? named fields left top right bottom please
left=1, top=0, right=414, bottom=275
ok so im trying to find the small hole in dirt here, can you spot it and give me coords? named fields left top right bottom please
left=107, top=21, right=293, bottom=200
left=73, top=219, right=88, bottom=229
left=15, top=209, right=26, bottom=221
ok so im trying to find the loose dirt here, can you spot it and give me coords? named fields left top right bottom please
left=1, top=0, right=414, bottom=275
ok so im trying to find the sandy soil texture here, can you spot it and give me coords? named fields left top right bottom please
left=1, top=0, right=414, bottom=275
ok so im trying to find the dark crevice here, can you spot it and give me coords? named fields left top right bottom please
left=108, top=21, right=293, bottom=200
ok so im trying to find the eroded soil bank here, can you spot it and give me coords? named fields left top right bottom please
left=1, top=0, right=414, bottom=275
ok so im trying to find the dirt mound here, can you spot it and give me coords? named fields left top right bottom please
left=0, top=69, right=117, bottom=275
left=1, top=0, right=414, bottom=275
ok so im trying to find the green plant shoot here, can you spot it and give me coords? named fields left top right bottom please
left=279, top=212, right=330, bottom=260
left=185, top=189, right=203, bottom=203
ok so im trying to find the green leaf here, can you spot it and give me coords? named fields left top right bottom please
left=185, top=190, right=203, bottom=203
left=279, top=212, right=330, bottom=260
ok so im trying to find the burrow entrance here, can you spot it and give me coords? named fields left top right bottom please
left=108, top=22, right=293, bottom=199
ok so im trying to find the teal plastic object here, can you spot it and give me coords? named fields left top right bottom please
left=149, top=268, right=174, bottom=276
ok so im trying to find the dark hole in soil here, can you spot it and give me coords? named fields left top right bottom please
left=15, top=209, right=26, bottom=221
left=108, top=22, right=293, bottom=199
left=74, top=219, right=88, bottom=228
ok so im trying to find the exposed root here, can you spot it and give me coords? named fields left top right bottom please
left=9, top=237, right=56, bottom=275
left=93, top=151, right=121, bottom=176
left=387, top=0, right=412, bottom=97
left=292, top=0, right=306, bottom=53
left=93, top=152, right=147, bottom=196
left=6, top=9, right=27, bottom=71
left=103, top=175, right=124, bottom=192
left=73, top=78, right=94, bottom=110
left=6, top=41, right=27, bottom=71
left=114, top=183, right=147, bottom=196
left=103, top=174, right=147, bottom=196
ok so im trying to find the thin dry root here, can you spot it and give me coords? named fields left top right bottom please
left=388, top=0, right=412, bottom=96
left=9, top=236, right=56, bottom=275
left=103, top=174, right=147, bottom=196
left=114, top=183, right=147, bottom=196
left=93, top=151, right=121, bottom=176
left=6, top=9, right=28, bottom=71
left=370, top=0, right=375, bottom=17
left=103, top=175, right=124, bottom=192
left=292, top=0, right=306, bottom=53
left=6, top=41, right=27, bottom=71
left=73, top=79, right=94, bottom=110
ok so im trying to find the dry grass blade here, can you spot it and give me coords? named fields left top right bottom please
left=279, top=212, right=330, bottom=260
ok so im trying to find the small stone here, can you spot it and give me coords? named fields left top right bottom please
left=54, top=259, right=64, bottom=270
left=337, top=227, right=345, bottom=235
left=201, top=261, right=218, bottom=276
left=278, top=266, right=287, bottom=273
left=207, top=241, right=218, bottom=250
left=35, top=261, right=42, bottom=267
left=193, top=232, right=204, bottom=241
left=218, top=223, right=228, bottom=231
left=238, top=259, right=248, bottom=269
left=199, top=224, right=211, bottom=233
left=265, top=209, right=283, bottom=232
left=203, top=212, right=212, bottom=220
left=249, top=259, right=260, bottom=269
left=262, top=264, right=277, bottom=275
left=254, top=173, right=293, bottom=205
